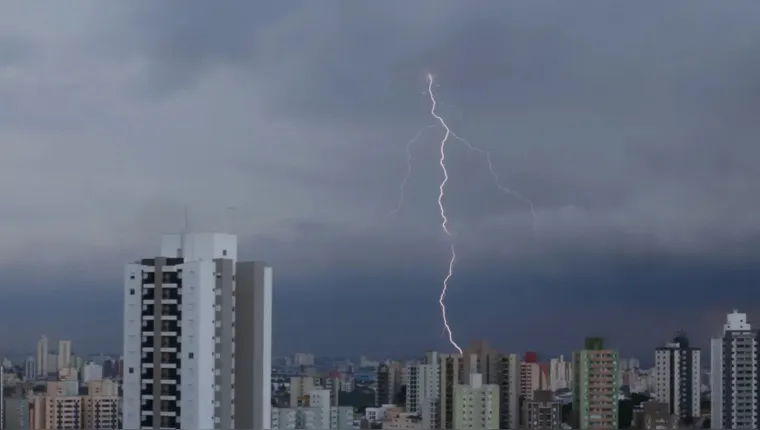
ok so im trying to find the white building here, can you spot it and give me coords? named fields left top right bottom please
left=57, top=340, right=72, bottom=370
left=24, top=356, right=35, bottom=381
left=294, top=353, right=315, bottom=367
left=36, top=336, right=48, bottom=377
left=711, top=310, right=758, bottom=429
left=654, top=333, right=701, bottom=421
left=403, top=353, right=440, bottom=429
left=453, top=373, right=499, bottom=429
left=122, top=233, right=273, bottom=430
left=82, top=362, right=104, bottom=383
left=272, top=389, right=354, bottom=429
left=549, top=355, right=572, bottom=391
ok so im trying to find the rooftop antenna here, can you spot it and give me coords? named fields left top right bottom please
left=180, top=205, right=190, bottom=258
left=226, top=206, right=237, bottom=235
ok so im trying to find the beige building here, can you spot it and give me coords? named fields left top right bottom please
left=30, top=380, right=120, bottom=429
left=290, top=376, right=317, bottom=407
left=380, top=410, right=423, bottom=429
left=453, top=373, right=499, bottom=429
left=519, top=361, right=540, bottom=400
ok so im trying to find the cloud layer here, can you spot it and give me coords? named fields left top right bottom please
left=2, top=2, right=760, bottom=355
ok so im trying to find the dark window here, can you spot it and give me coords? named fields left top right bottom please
left=128, top=367, right=134, bottom=374
left=189, top=353, right=194, bottom=359
left=129, top=289, right=135, bottom=295
left=222, top=250, right=227, bottom=256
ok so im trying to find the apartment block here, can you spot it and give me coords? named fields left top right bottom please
left=572, top=337, right=619, bottom=429
left=122, top=233, right=273, bottom=430
left=452, top=373, right=499, bottom=429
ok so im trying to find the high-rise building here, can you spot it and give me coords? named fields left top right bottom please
left=36, top=336, right=48, bottom=378
left=654, top=332, right=700, bottom=421
left=439, top=354, right=464, bottom=429
left=122, top=233, right=273, bottom=430
left=403, top=353, right=440, bottom=429
left=376, top=361, right=403, bottom=407
left=462, top=340, right=500, bottom=384
left=497, top=353, right=520, bottom=430
left=57, top=340, right=72, bottom=370
left=711, top=310, right=759, bottom=429
left=24, top=356, right=36, bottom=382
left=521, top=390, right=562, bottom=429
left=549, top=355, right=572, bottom=391
left=452, top=373, right=499, bottom=429
left=520, top=358, right=541, bottom=400
left=572, top=337, right=619, bottom=429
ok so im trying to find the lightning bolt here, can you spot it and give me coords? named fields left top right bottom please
left=427, top=73, right=463, bottom=355
left=388, top=125, right=437, bottom=218
left=449, top=131, right=538, bottom=232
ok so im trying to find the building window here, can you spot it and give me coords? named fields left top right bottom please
left=222, top=250, right=227, bottom=256
left=189, top=353, right=194, bottom=359
left=130, top=289, right=135, bottom=295
left=129, top=368, right=134, bottom=374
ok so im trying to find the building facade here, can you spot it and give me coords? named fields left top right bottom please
left=711, top=310, right=759, bottom=429
left=521, top=390, right=561, bottom=429
left=452, top=373, right=499, bottom=429
left=572, top=337, right=619, bottom=429
left=122, top=233, right=273, bottom=430
left=654, top=332, right=701, bottom=421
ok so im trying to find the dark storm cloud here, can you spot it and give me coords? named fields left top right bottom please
left=2, top=2, right=760, bottom=355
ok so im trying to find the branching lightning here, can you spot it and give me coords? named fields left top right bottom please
left=449, top=131, right=538, bottom=232
left=388, top=125, right=437, bottom=218
left=423, top=73, right=538, bottom=355
left=427, top=73, right=463, bottom=355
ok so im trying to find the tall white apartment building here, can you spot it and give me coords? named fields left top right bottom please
left=57, top=340, right=72, bottom=370
left=122, top=233, right=273, bottom=430
left=290, top=376, right=317, bottom=407
left=711, top=310, right=759, bottom=429
left=36, top=336, right=48, bottom=377
left=654, top=333, right=701, bottom=421
left=520, top=361, right=541, bottom=400
left=24, top=357, right=35, bottom=382
left=403, top=352, right=440, bottom=428
left=549, top=355, right=572, bottom=391
left=453, top=373, right=499, bottom=429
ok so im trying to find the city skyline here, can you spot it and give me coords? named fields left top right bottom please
left=2, top=3, right=760, bottom=360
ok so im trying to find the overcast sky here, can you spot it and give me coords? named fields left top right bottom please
left=1, top=2, right=760, bottom=359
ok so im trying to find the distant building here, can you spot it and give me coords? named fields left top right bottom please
left=376, top=361, right=403, bottom=406
left=3, top=397, right=30, bottom=429
left=403, top=352, right=439, bottom=429
left=572, top=337, right=619, bottom=429
left=57, top=341, right=72, bottom=371
left=290, top=377, right=317, bottom=408
left=294, top=353, right=315, bottom=367
left=521, top=390, right=561, bottom=429
left=548, top=355, right=572, bottom=391
left=519, top=358, right=540, bottom=400
left=452, top=373, right=499, bottom=429
left=631, top=400, right=677, bottom=429
left=23, top=357, right=35, bottom=382
left=711, top=310, right=759, bottom=429
left=654, top=332, right=700, bottom=421
left=82, top=362, right=103, bottom=383
left=35, top=337, right=47, bottom=378
left=496, top=353, right=520, bottom=430
left=272, top=389, right=353, bottom=429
